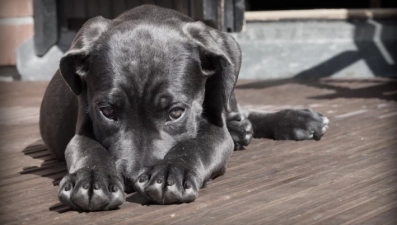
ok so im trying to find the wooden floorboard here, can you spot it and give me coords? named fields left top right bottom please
left=0, top=78, right=396, bottom=225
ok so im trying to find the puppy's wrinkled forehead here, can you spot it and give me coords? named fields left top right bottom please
left=89, top=23, right=201, bottom=97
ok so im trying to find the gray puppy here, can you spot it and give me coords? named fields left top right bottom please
left=40, top=5, right=329, bottom=211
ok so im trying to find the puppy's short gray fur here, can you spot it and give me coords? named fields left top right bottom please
left=40, top=5, right=329, bottom=211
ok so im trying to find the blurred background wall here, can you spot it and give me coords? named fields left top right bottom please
left=0, top=0, right=34, bottom=81
left=0, top=0, right=396, bottom=81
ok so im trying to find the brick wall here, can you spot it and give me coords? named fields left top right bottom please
left=0, top=0, right=34, bottom=65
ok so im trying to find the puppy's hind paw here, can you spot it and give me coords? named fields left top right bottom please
left=274, top=108, right=329, bottom=141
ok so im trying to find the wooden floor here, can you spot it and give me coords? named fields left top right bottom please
left=0, top=78, right=396, bottom=225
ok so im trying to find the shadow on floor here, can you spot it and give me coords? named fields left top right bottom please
left=20, top=140, right=67, bottom=186
left=294, top=19, right=397, bottom=79
left=20, top=140, right=71, bottom=213
left=236, top=78, right=397, bottom=102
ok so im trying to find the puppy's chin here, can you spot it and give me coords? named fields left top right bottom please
left=124, top=177, right=136, bottom=194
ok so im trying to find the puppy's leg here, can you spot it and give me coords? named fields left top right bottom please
left=248, top=108, right=329, bottom=141
left=40, top=73, right=124, bottom=211
left=134, top=121, right=234, bottom=204
left=58, top=135, right=125, bottom=211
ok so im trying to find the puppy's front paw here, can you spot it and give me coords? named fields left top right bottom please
left=134, top=161, right=199, bottom=204
left=58, top=168, right=125, bottom=211
left=274, top=108, right=329, bottom=141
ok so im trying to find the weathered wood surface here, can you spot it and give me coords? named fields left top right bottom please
left=0, top=78, right=396, bottom=225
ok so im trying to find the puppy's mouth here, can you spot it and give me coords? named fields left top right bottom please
left=122, top=168, right=149, bottom=193
left=123, top=176, right=137, bottom=194
left=115, top=159, right=142, bottom=193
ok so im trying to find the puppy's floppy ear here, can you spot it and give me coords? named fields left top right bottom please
left=60, top=16, right=111, bottom=95
left=183, top=21, right=241, bottom=125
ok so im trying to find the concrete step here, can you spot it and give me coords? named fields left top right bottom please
left=232, top=19, right=397, bottom=79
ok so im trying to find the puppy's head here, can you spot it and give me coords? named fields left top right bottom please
left=59, top=15, right=240, bottom=183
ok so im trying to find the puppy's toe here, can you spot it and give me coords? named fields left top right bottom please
left=91, top=189, right=109, bottom=210
left=180, top=174, right=199, bottom=203
left=164, top=184, right=183, bottom=203
left=59, top=178, right=76, bottom=208
left=163, top=167, right=184, bottom=203
left=70, top=182, right=91, bottom=209
left=145, top=178, right=165, bottom=203
left=107, top=184, right=125, bottom=209
left=135, top=174, right=149, bottom=192
left=313, top=116, right=330, bottom=140
left=321, top=116, right=329, bottom=132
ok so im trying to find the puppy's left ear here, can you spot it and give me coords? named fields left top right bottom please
left=183, top=21, right=241, bottom=125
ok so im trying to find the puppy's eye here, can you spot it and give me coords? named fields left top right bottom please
left=169, top=107, right=185, bottom=120
left=100, top=107, right=115, bottom=119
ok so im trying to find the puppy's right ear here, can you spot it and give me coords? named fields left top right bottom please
left=60, top=16, right=110, bottom=95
